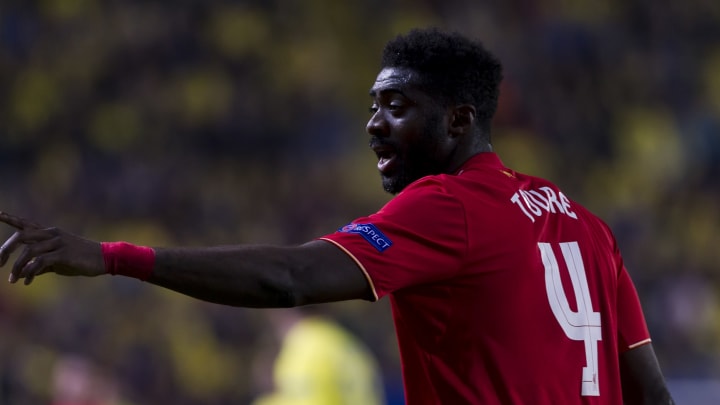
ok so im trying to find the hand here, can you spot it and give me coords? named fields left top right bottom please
left=0, top=211, right=105, bottom=285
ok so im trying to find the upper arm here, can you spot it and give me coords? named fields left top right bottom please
left=290, top=240, right=374, bottom=305
left=620, top=343, right=675, bottom=405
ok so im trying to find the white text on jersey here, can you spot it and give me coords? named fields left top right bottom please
left=510, top=186, right=578, bottom=222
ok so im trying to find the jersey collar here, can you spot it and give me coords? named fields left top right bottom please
left=454, top=152, right=506, bottom=176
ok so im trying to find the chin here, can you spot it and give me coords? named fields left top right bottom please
left=381, top=175, right=412, bottom=195
left=379, top=176, right=397, bottom=195
left=381, top=179, right=399, bottom=195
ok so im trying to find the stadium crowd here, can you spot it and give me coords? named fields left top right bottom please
left=0, top=0, right=718, bottom=403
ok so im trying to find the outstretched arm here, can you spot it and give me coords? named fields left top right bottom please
left=0, top=211, right=373, bottom=307
left=620, top=343, right=675, bottom=405
left=149, top=241, right=373, bottom=307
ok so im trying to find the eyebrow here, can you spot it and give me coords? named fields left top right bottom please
left=369, top=88, right=407, bottom=98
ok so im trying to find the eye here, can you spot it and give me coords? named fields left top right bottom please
left=368, top=104, right=378, bottom=114
left=387, top=102, right=407, bottom=116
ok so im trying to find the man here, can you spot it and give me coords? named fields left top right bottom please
left=0, top=28, right=674, bottom=404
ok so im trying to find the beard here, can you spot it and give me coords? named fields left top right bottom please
left=380, top=117, right=448, bottom=195
left=381, top=163, right=415, bottom=195
left=381, top=149, right=445, bottom=194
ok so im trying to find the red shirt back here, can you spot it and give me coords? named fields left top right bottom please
left=320, top=153, right=650, bottom=404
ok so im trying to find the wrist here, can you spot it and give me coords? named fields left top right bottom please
left=101, top=242, right=155, bottom=281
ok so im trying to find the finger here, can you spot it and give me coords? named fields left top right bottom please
left=0, top=211, right=41, bottom=230
left=0, top=232, right=21, bottom=267
left=21, top=254, right=59, bottom=286
left=22, top=254, right=57, bottom=285
left=23, top=259, right=37, bottom=285
left=10, top=237, right=62, bottom=284
left=0, top=228, right=59, bottom=267
left=17, top=228, right=61, bottom=242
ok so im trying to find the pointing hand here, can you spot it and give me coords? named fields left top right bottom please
left=0, top=212, right=105, bottom=285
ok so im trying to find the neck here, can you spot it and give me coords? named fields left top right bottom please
left=446, top=139, right=493, bottom=173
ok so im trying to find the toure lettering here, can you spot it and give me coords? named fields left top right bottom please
left=511, top=186, right=577, bottom=222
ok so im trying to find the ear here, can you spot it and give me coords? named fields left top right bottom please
left=448, top=104, right=476, bottom=137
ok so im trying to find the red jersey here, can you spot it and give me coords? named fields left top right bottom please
left=320, top=153, right=651, bottom=404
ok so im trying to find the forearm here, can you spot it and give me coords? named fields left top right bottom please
left=148, top=245, right=304, bottom=308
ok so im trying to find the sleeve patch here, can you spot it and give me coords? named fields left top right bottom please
left=338, top=223, right=393, bottom=252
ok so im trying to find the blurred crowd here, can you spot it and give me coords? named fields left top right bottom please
left=0, top=0, right=718, bottom=403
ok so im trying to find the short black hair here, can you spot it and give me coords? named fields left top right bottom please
left=381, top=28, right=503, bottom=135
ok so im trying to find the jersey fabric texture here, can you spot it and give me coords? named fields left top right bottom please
left=251, top=316, right=385, bottom=405
left=319, top=152, right=651, bottom=405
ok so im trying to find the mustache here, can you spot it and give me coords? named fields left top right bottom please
left=368, top=137, right=395, bottom=149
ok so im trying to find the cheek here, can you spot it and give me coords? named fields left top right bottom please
left=392, top=121, right=421, bottom=149
left=395, top=115, right=447, bottom=159
left=422, top=120, right=450, bottom=155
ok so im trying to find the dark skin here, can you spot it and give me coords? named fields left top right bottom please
left=0, top=66, right=673, bottom=404
left=367, top=67, right=486, bottom=194
left=0, top=67, right=483, bottom=303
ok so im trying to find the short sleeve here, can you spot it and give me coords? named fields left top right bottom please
left=616, top=266, right=652, bottom=352
left=319, top=177, right=467, bottom=300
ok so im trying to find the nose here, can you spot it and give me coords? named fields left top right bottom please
left=366, top=111, right=388, bottom=137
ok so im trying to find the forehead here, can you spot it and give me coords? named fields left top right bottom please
left=369, top=67, right=424, bottom=96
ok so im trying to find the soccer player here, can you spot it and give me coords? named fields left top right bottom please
left=0, top=28, right=674, bottom=404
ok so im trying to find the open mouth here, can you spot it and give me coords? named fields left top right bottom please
left=374, top=147, right=397, bottom=175
left=377, top=151, right=397, bottom=174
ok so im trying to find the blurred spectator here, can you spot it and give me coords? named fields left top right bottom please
left=51, top=355, right=121, bottom=405
left=0, top=0, right=718, bottom=402
left=251, top=308, right=385, bottom=405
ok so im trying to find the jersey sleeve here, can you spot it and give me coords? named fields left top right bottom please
left=616, top=265, right=652, bottom=352
left=595, top=218, right=652, bottom=353
left=319, top=177, right=468, bottom=300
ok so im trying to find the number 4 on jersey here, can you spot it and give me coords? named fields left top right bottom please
left=538, top=242, right=602, bottom=396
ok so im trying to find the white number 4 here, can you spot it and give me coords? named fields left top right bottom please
left=539, top=242, right=602, bottom=396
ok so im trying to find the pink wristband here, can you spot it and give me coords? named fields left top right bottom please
left=101, top=242, right=155, bottom=281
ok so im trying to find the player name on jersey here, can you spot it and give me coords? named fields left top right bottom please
left=510, top=186, right=578, bottom=222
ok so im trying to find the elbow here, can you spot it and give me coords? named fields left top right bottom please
left=263, top=265, right=305, bottom=308
left=274, top=290, right=300, bottom=308
left=252, top=246, right=316, bottom=308
left=275, top=260, right=315, bottom=308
